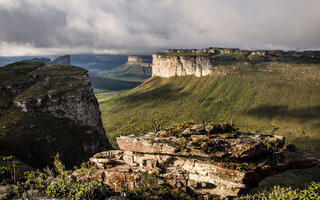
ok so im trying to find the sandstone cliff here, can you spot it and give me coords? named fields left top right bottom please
left=75, top=122, right=317, bottom=197
left=0, top=62, right=109, bottom=167
left=152, top=54, right=213, bottom=77
left=127, top=55, right=152, bottom=67
left=153, top=48, right=320, bottom=77
left=103, top=55, right=152, bottom=82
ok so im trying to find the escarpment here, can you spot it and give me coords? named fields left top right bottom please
left=76, top=122, right=317, bottom=197
left=152, top=47, right=320, bottom=78
left=127, top=55, right=152, bottom=67
left=0, top=62, right=109, bottom=167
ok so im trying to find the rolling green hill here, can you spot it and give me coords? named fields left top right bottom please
left=97, top=63, right=152, bottom=82
left=89, top=75, right=142, bottom=92
left=97, top=60, right=320, bottom=191
left=97, top=61, right=320, bottom=154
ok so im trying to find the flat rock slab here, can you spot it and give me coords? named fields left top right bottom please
left=117, top=131, right=285, bottom=161
left=82, top=128, right=318, bottom=197
left=86, top=149, right=317, bottom=197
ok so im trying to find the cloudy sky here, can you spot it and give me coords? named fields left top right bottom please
left=0, top=0, right=320, bottom=56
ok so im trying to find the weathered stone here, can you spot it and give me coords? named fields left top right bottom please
left=127, top=56, right=152, bottom=67
left=22, top=190, right=44, bottom=199
left=0, top=185, right=14, bottom=199
left=117, top=132, right=285, bottom=161
left=152, top=48, right=320, bottom=78
left=85, top=126, right=317, bottom=197
left=152, top=55, right=214, bottom=77
left=0, top=62, right=109, bottom=167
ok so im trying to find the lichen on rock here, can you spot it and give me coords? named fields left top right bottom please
left=84, top=122, right=317, bottom=197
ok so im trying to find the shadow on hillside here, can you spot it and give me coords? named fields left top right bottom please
left=90, top=75, right=142, bottom=91
left=247, top=105, right=320, bottom=124
left=117, top=83, right=190, bottom=104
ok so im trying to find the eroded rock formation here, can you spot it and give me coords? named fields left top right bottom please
left=152, top=54, right=213, bottom=77
left=153, top=48, right=320, bottom=78
left=127, top=56, right=152, bottom=67
left=76, top=123, right=317, bottom=197
left=0, top=62, right=109, bottom=167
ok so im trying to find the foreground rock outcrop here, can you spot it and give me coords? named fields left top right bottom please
left=152, top=47, right=320, bottom=78
left=80, top=122, right=317, bottom=197
left=0, top=62, right=109, bottom=167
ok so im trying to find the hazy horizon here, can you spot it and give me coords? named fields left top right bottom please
left=1, top=0, right=320, bottom=56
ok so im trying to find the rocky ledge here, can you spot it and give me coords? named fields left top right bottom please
left=0, top=62, right=109, bottom=167
left=75, top=122, right=317, bottom=197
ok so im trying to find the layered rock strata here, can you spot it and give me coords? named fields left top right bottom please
left=79, top=124, right=317, bottom=197
left=152, top=55, right=213, bottom=77
left=153, top=47, right=320, bottom=78
left=0, top=62, right=109, bottom=167
left=127, top=56, right=152, bottom=67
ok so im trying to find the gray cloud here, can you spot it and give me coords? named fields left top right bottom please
left=0, top=0, right=320, bottom=56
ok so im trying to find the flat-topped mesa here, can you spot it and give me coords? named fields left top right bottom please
left=153, top=47, right=320, bottom=78
left=22, top=55, right=71, bottom=66
left=84, top=122, right=318, bottom=197
left=127, top=56, right=152, bottom=67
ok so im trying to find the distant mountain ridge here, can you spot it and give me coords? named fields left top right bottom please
left=22, top=55, right=71, bottom=66
left=96, top=55, right=152, bottom=82
left=127, top=55, right=152, bottom=67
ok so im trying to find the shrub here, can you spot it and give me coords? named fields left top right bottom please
left=0, top=156, right=16, bottom=184
left=46, top=179, right=112, bottom=200
left=53, top=153, right=72, bottom=179
left=73, top=161, right=97, bottom=176
left=236, top=182, right=320, bottom=199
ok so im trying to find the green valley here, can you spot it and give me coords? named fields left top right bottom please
left=98, top=61, right=320, bottom=154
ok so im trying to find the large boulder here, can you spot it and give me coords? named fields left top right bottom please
left=84, top=123, right=317, bottom=197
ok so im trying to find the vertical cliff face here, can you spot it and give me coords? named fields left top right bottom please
left=127, top=56, right=152, bottom=67
left=0, top=62, right=109, bottom=167
left=152, top=54, right=214, bottom=77
left=152, top=48, right=320, bottom=78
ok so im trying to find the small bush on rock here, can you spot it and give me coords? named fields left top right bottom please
left=46, top=179, right=112, bottom=200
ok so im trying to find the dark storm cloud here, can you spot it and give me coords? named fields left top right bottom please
left=0, top=0, right=320, bottom=56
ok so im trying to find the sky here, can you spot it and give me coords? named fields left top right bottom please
left=0, top=0, right=320, bottom=56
